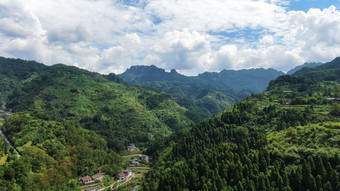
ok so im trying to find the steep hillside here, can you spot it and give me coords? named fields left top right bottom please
left=120, top=66, right=283, bottom=119
left=144, top=58, right=340, bottom=191
left=0, top=114, right=121, bottom=190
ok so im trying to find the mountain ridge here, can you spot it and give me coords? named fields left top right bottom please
left=119, top=65, right=284, bottom=119
left=286, top=62, right=323, bottom=75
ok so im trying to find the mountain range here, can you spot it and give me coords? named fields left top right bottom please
left=0, top=56, right=339, bottom=190
left=120, top=65, right=284, bottom=119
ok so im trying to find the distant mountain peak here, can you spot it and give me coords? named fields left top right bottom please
left=331, top=57, right=340, bottom=63
left=170, top=69, right=177, bottom=74
left=120, top=65, right=187, bottom=82
left=128, top=65, right=164, bottom=72
left=287, top=62, right=323, bottom=75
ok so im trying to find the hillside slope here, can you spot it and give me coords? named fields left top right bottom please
left=144, top=58, right=340, bottom=191
left=3, top=59, right=194, bottom=150
left=0, top=57, right=194, bottom=190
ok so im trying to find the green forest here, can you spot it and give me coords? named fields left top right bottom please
left=0, top=57, right=194, bottom=190
left=143, top=58, right=340, bottom=190
left=0, top=57, right=340, bottom=190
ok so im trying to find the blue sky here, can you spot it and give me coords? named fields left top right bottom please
left=288, top=0, right=340, bottom=11
left=0, top=0, right=339, bottom=75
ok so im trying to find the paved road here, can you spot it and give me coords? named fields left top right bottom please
left=0, top=103, right=18, bottom=157
left=113, top=172, right=135, bottom=190
left=98, top=172, right=134, bottom=191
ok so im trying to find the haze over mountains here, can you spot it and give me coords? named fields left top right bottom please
left=120, top=65, right=285, bottom=119
left=120, top=65, right=284, bottom=93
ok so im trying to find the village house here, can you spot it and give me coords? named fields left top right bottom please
left=85, top=187, right=98, bottom=191
left=127, top=143, right=136, bottom=151
left=327, top=97, right=340, bottom=102
left=124, top=168, right=131, bottom=176
left=129, top=159, right=139, bottom=167
left=92, top=172, right=108, bottom=182
left=81, top=176, right=95, bottom=185
left=116, top=173, right=126, bottom=181
left=138, top=155, right=149, bottom=163
left=4, top=111, right=11, bottom=116
left=283, top=90, right=292, bottom=94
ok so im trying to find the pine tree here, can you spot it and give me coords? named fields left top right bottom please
left=282, top=186, right=293, bottom=191
left=308, top=174, right=317, bottom=191
left=302, top=160, right=312, bottom=186
left=290, top=167, right=302, bottom=191
left=259, top=174, right=267, bottom=191
left=316, top=175, right=323, bottom=191
left=336, top=182, right=340, bottom=191
left=316, top=156, right=327, bottom=181
left=324, top=181, right=333, bottom=191
left=277, top=174, right=284, bottom=190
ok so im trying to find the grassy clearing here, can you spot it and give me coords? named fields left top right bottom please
left=0, top=154, right=8, bottom=165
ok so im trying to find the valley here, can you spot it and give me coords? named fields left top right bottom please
left=0, top=57, right=339, bottom=190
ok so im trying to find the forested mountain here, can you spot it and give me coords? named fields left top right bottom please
left=0, top=57, right=195, bottom=190
left=120, top=65, right=284, bottom=119
left=286, top=62, right=322, bottom=75
left=1, top=56, right=339, bottom=190
left=0, top=57, right=48, bottom=103
left=1, top=58, right=195, bottom=147
left=143, top=58, right=340, bottom=191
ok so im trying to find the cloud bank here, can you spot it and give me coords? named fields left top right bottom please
left=0, top=0, right=339, bottom=75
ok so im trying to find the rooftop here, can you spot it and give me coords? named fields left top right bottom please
left=82, top=176, right=93, bottom=181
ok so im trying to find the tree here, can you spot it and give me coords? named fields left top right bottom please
left=324, top=181, right=333, bottom=191
left=330, top=103, right=340, bottom=116
left=307, top=174, right=317, bottom=191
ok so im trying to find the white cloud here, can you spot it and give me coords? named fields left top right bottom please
left=289, top=6, right=340, bottom=61
left=208, top=44, right=303, bottom=72
left=150, top=29, right=211, bottom=71
left=0, top=0, right=339, bottom=75
left=145, top=0, right=287, bottom=36
left=0, top=0, right=45, bottom=38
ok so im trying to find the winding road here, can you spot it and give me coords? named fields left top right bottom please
left=97, top=172, right=135, bottom=191
left=0, top=103, right=20, bottom=157
left=0, top=130, right=20, bottom=157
